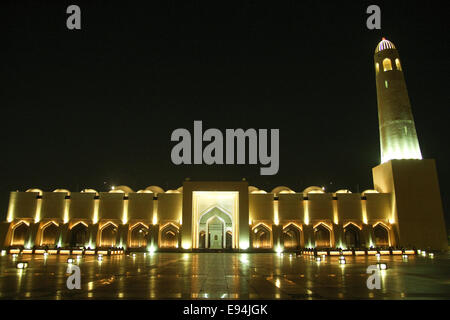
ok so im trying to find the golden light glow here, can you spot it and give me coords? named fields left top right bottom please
left=273, top=200, right=279, bottom=225
left=6, top=198, right=15, bottom=222
left=382, top=58, right=392, bottom=71
left=282, top=222, right=302, bottom=231
left=92, top=199, right=99, bottom=224
left=122, top=199, right=128, bottom=224
left=361, top=199, right=368, bottom=224
left=332, top=199, right=338, bottom=224
left=34, top=198, right=42, bottom=223
left=303, top=200, right=309, bottom=225
left=343, top=222, right=362, bottom=230
left=63, top=198, right=71, bottom=224
left=152, top=214, right=158, bottom=225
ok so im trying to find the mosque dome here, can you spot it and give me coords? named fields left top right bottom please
left=375, top=38, right=396, bottom=53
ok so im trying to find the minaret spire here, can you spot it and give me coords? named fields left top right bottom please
left=374, top=38, right=422, bottom=163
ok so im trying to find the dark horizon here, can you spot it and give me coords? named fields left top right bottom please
left=1, top=1, right=448, bottom=228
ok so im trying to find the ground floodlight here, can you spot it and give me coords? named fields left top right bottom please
left=377, top=263, right=387, bottom=270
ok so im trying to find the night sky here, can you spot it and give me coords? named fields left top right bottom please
left=1, top=1, right=448, bottom=228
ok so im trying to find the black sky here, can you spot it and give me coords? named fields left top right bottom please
left=0, top=1, right=448, bottom=227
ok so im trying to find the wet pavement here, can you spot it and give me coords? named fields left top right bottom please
left=0, top=252, right=449, bottom=299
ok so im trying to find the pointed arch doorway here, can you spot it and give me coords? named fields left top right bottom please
left=191, top=191, right=239, bottom=249
left=198, top=206, right=233, bottom=249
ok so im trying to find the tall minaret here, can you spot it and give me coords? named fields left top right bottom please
left=374, top=38, right=422, bottom=164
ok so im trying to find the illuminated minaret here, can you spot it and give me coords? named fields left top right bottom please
left=374, top=38, right=422, bottom=164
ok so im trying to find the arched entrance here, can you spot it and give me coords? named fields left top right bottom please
left=344, top=223, right=361, bottom=248
left=198, top=207, right=232, bottom=249
left=100, top=222, right=117, bottom=247
left=374, top=224, right=389, bottom=247
left=314, top=223, right=331, bottom=248
left=160, top=223, right=179, bottom=248
left=11, top=222, right=29, bottom=246
left=41, top=222, right=59, bottom=247
left=129, top=223, right=149, bottom=248
left=70, top=222, right=88, bottom=247
left=252, top=224, right=272, bottom=249
left=283, top=224, right=301, bottom=249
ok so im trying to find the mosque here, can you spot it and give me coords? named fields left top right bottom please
left=0, top=39, right=447, bottom=253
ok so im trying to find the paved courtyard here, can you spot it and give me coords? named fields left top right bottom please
left=0, top=252, right=449, bottom=299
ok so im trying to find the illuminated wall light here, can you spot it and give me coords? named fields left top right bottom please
left=122, top=199, right=129, bottom=224
left=275, top=245, right=283, bottom=254
left=332, top=199, right=339, bottom=224
left=428, top=253, right=434, bottom=258
left=6, top=198, right=15, bottom=222
left=67, top=258, right=74, bottom=264
left=34, top=198, right=42, bottom=223
left=273, top=200, right=279, bottom=225
left=152, top=214, right=157, bottom=225
left=377, top=263, right=388, bottom=270
left=303, top=200, right=309, bottom=225
left=182, top=243, right=191, bottom=250
left=16, top=262, right=28, bottom=269
left=239, top=241, right=249, bottom=250
left=92, top=199, right=99, bottom=224
left=361, top=200, right=368, bottom=224
left=63, top=199, right=71, bottom=224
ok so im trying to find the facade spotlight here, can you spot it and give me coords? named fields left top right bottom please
left=402, top=254, right=408, bottom=259
left=377, top=263, right=388, bottom=270
left=1, top=250, right=6, bottom=256
left=375, top=253, right=381, bottom=258
left=76, top=255, right=82, bottom=260
left=132, top=253, right=136, bottom=258
left=67, top=258, right=74, bottom=264
left=43, top=252, right=48, bottom=257
left=417, top=249, right=421, bottom=254
left=428, top=253, right=434, bottom=258
left=421, top=251, right=427, bottom=257
left=16, top=262, right=28, bottom=269
left=12, top=254, right=18, bottom=258
left=339, top=257, right=346, bottom=264
left=316, top=257, right=321, bottom=262
left=97, top=255, right=103, bottom=261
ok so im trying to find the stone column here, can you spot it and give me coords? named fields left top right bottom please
left=362, top=224, right=374, bottom=249
left=333, top=223, right=344, bottom=249
left=272, top=224, right=283, bottom=252
left=58, top=223, right=70, bottom=248
left=25, top=222, right=39, bottom=248
left=88, top=224, right=99, bottom=249
left=149, top=224, right=159, bottom=250
left=117, top=224, right=129, bottom=249
left=0, top=222, right=12, bottom=248
left=302, top=224, right=314, bottom=248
